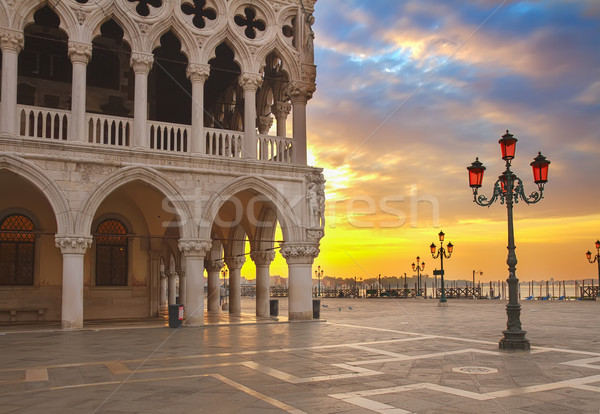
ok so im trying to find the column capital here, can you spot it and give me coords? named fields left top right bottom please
left=224, top=256, right=246, bottom=270
left=205, top=259, right=224, bottom=273
left=0, top=29, right=23, bottom=53
left=55, top=235, right=92, bottom=255
left=280, top=243, right=319, bottom=265
left=187, top=63, right=211, bottom=83
left=257, top=115, right=274, bottom=134
left=68, top=41, right=92, bottom=65
left=130, top=52, right=154, bottom=74
left=271, top=101, right=292, bottom=118
left=286, top=81, right=316, bottom=103
left=239, top=72, right=263, bottom=92
left=250, top=250, right=276, bottom=266
left=178, top=239, right=212, bottom=257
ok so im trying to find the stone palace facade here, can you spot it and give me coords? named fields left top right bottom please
left=0, top=0, right=324, bottom=328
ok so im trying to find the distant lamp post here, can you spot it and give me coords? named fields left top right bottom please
left=430, top=231, right=453, bottom=304
left=473, top=270, right=483, bottom=298
left=221, top=268, right=228, bottom=305
left=467, top=130, right=550, bottom=351
left=411, top=257, right=425, bottom=296
left=585, top=239, right=600, bottom=298
left=315, top=265, right=322, bottom=297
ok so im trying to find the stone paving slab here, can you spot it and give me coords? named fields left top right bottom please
left=0, top=298, right=599, bottom=413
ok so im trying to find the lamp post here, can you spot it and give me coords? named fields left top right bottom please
left=467, top=130, right=550, bottom=351
left=430, top=231, right=453, bottom=305
left=585, top=240, right=600, bottom=298
left=473, top=270, right=483, bottom=298
left=411, top=257, right=425, bottom=296
left=221, top=268, right=228, bottom=306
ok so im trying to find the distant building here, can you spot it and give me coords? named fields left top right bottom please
left=0, top=0, right=323, bottom=327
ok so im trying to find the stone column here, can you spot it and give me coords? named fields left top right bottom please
left=168, top=271, right=177, bottom=305
left=0, top=29, right=23, bottom=136
left=178, top=239, right=211, bottom=326
left=238, top=73, right=263, bottom=159
left=68, top=42, right=92, bottom=142
left=205, top=259, right=224, bottom=312
left=55, top=236, right=92, bottom=329
left=271, top=101, right=291, bottom=138
left=186, top=63, right=210, bottom=154
left=224, top=257, right=246, bottom=314
left=178, top=260, right=187, bottom=307
left=287, top=81, right=315, bottom=165
left=149, top=252, right=161, bottom=316
left=130, top=52, right=154, bottom=149
left=250, top=250, right=275, bottom=317
left=160, top=265, right=168, bottom=306
left=281, top=243, right=319, bottom=320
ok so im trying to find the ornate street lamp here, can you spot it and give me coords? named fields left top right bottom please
left=411, top=257, right=425, bottom=297
left=430, top=231, right=453, bottom=304
left=585, top=239, right=600, bottom=299
left=467, top=130, right=550, bottom=351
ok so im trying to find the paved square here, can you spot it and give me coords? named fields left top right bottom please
left=1, top=298, right=599, bottom=413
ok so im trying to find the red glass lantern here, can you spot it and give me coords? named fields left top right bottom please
left=447, top=242, right=454, bottom=254
left=411, top=262, right=415, bottom=271
left=530, top=152, right=550, bottom=184
left=421, top=262, right=425, bottom=269
left=586, top=251, right=592, bottom=260
left=499, top=130, right=518, bottom=160
left=467, top=158, right=486, bottom=188
left=430, top=243, right=436, bottom=254
left=438, top=231, right=445, bottom=242
left=595, top=240, right=600, bottom=250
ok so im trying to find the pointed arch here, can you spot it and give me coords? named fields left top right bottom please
left=200, top=26, right=252, bottom=72
left=84, top=7, right=139, bottom=51
left=75, top=166, right=194, bottom=239
left=200, top=176, right=301, bottom=243
left=14, top=0, right=78, bottom=40
left=256, top=39, right=300, bottom=81
left=145, top=18, right=201, bottom=63
left=0, top=154, right=72, bottom=235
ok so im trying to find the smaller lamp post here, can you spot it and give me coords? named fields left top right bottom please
left=430, top=231, right=453, bottom=304
left=585, top=240, right=600, bottom=298
left=221, top=268, right=229, bottom=306
left=473, top=270, right=483, bottom=298
left=411, top=257, right=425, bottom=296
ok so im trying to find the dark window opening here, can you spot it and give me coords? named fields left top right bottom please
left=0, top=215, right=35, bottom=286
left=95, top=219, right=128, bottom=287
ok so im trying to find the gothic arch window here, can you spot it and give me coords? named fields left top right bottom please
left=0, top=215, right=35, bottom=286
left=95, top=218, right=128, bottom=286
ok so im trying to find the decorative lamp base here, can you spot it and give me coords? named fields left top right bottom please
left=499, top=330, right=530, bottom=351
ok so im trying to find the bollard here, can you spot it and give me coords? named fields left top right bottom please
left=269, top=299, right=279, bottom=317
left=312, top=299, right=320, bottom=319
left=168, top=304, right=183, bottom=328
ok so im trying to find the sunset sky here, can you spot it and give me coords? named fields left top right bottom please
left=249, top=0, right=600, bottom=283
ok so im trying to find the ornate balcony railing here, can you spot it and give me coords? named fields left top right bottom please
left=87, top=113, right=132, bottom=147
left=258, top=134, right=293, bottom=163
left=149, top=121, right=190, bottom=153
left=18, top=105, right=69, bottom=141
left=14, top=106, right=294, bottom=164
left=205, top=127, right=243, bottom=158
